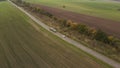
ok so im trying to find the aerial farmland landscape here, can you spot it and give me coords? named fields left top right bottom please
left=0, top=0, right=120, bottom=68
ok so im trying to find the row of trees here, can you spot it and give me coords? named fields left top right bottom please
left=13, top=1, right=117, bottom=45
left=60, top=19, right=116, bottom=45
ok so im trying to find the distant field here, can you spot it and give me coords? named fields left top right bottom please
left=24, top=0, right=120, bottom=22
left=0, top=1, right=111, bottom=68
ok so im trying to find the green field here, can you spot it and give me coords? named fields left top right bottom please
left=0, top=1, right=112, bottom=68
left=24, top=0, right=120, bottom=22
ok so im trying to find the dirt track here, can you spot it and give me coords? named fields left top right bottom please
left=36, top=5, right=120, bottom=38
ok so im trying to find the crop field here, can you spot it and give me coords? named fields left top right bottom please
left=24, top=0, right=120, bottom=22
left=0, top=1, right=111, bottom=68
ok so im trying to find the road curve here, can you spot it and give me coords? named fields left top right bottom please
left=8, top=0, right=120, bottom=68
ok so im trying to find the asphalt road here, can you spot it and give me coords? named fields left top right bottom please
left=8, top=0, right=120, bottom=68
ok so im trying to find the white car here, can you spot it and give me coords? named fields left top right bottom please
left=62, top=35, right=66, bottom=38
left=49, top=27, right=57, bottom=32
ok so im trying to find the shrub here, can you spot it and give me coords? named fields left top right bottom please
left=78, top=24, right=89, bottom=35
left=66, top=20, right=73, bottom=27
left=87, top=28, right=97, bottom=38
left=63, top=5, right=66, bottom=8
left=94, top=30, right=110, bottom=44
left=16, top=0, right=22, bottom=4
left=46, top=12, right=53, bottom=18
left=52, top=16, right=58, bottom=21
left=22, top=2, right=30, bottom=7
left=70, top=22, right=79, bottom=29
left=108, top=36, right=116, bottom=45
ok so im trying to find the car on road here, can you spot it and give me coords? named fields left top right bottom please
left=49, top=27, right=57, bottom=32
left=62, top=35, right=66, bottom=38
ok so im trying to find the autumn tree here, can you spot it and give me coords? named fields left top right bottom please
left=66, top=20, right=73, bottom=27
left=88, top=28, right=97, bottom=38
left=108, top=36, right=116, bottom=45
left=70, top=22, right=79, bottom=29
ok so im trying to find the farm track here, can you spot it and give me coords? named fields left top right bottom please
left=36, top=5, right=120, bottom=38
